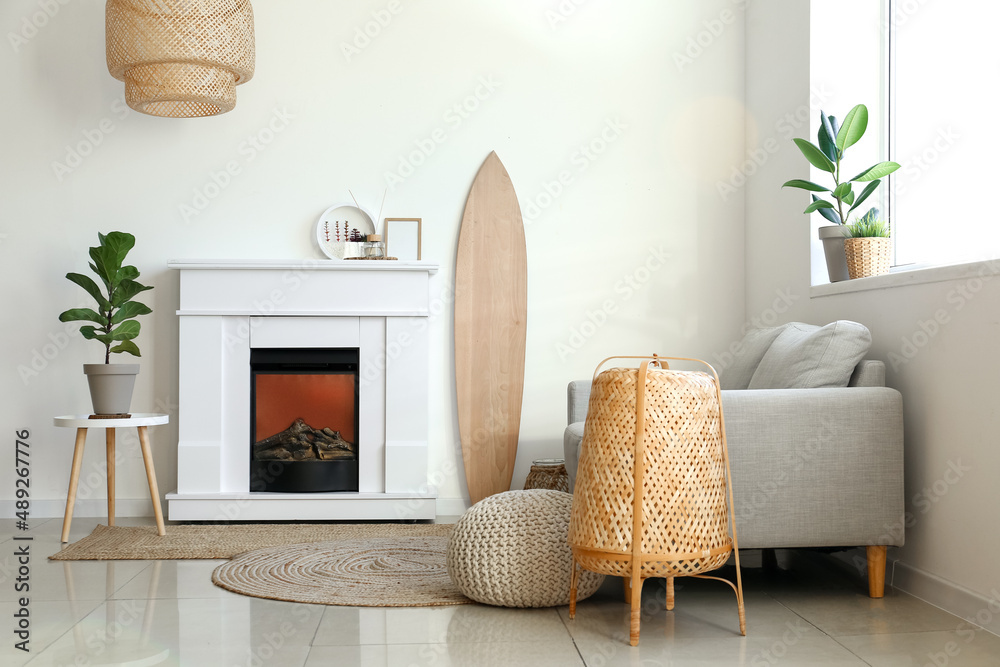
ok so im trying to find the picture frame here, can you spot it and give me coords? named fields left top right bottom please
left=384, top=218, right=422, bottom=261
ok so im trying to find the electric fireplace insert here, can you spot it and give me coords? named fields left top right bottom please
left=249, top=348, right=360, bottom=493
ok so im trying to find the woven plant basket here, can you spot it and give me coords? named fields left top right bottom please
left=844, top=237, right=892, bottom=279
left=106, top=0, right=255, bottom=117
left=523, top=459, right=570, bottom=493
left=567, top=355, right=745, bottom=646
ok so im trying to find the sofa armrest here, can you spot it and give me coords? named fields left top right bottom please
left=849, top=360, right=886, bottom=387
left=568, top=381, right=593, bottom=425
left=722, top=387, right=904, bottom=549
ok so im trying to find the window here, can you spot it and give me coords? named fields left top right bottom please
left=890, top=0, right=995, bottom=266
left=812, top=1, right=991, bottom=270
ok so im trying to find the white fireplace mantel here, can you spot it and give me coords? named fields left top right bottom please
left=166, top=259, right=439, bottom=521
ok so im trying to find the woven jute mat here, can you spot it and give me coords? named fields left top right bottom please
left=212, top=536, right=472, bottom=607
left=49, top=523, right=453, bottom=561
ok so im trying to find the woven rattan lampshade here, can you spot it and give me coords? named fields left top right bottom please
left=106, top=0, right=255, bottom=118
left=567, top=356, right=745, bottom=646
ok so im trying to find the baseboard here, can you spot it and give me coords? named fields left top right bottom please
left=434, top=497, right=468, bottom=518
left=891, top=560, right=1000, bottom=637
left=1, top=498, right=153, bottom=520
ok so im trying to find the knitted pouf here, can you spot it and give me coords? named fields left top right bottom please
left=446, top=489, right=605, bottom=607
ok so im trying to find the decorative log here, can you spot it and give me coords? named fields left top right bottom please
left=253, top=418, right=355, bottom=461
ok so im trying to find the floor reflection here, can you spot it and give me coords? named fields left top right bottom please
left=55, top=560, right=173, bottom=666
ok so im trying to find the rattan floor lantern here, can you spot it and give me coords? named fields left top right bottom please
left=106, top=0, right=255, bottom=118
left=568, top=355, right=745, bottom=646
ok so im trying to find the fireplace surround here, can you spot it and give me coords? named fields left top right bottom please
left=166, top=259, right=438, bottom=520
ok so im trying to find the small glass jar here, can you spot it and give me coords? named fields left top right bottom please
left=364, top=234, right=385, bottom=259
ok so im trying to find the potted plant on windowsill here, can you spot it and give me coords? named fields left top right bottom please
left=782, top=104, right=900, bottom=282
left=843, top=208, right=891, bottom=279
left=58, top=231, right=153, bottom=415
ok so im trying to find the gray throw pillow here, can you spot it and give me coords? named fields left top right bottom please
left=747, top=321, right=872, bottom=389
left=717, top=325, right=789, bottom=390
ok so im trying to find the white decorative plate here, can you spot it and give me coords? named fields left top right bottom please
left=316, top=204, right=376, bottom=260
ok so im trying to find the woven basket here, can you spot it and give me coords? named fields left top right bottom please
left=106, top=0, right=255, bottom=117
left=844, top=237, right=892, bottom=279
left=567, top=355, right=745, bottom=645
left=523, top=459, right=570, bottom=493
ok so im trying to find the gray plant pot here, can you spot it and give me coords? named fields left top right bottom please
left=83, top=364, right=139, bottom=415
left=818, top=225, right=849, bottom=283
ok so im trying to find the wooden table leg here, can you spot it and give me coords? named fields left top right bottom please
left=137, top=426, right=166, bottom=536
left=62, top=428, right=88, bottom=543
left=106, top=428, right=115, bottom=527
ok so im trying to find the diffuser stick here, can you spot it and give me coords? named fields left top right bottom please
left=375, top=188, right=388, bottom=234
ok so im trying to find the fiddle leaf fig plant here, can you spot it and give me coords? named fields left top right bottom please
left=58, top=231, right=153, bottom=364
left=783, top=104, right=901, bottom=227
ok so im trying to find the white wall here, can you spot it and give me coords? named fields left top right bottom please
left=746, top=0, right=1000, bottom=617
left=0, top=1, right=746, bottom=516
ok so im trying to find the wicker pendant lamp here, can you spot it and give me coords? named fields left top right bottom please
left=106, top=0, right=255, bottom=118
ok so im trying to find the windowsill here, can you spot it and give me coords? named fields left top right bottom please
left=811, top=258, right=1000, bottom=298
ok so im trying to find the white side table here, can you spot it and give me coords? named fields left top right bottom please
left=54, top=413, right=169, bottom=542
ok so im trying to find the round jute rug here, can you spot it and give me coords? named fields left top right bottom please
left=211, top=537, right=473, bottom=607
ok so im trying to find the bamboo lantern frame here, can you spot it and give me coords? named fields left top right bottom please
left=106, top=0, right=255, bottom=118
left=567, top=355, right=746, bottom=645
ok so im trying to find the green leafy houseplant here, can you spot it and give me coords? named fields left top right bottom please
left=59, top=231, right=153, bottom=363
left=782, top=104, right=900, bottom=227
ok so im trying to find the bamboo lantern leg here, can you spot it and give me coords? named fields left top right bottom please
left=629, top=572, right=644, bottom=647
left=666, top=577, right=675, bottom=611
left=568, top=560, right=579, bottom=619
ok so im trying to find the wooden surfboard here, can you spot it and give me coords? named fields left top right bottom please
left=454, top=152, right=528, bottom=505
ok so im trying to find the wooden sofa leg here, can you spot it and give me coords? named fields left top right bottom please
left=866, top=545, right=887, bottom=598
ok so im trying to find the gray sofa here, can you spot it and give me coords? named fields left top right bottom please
left=563, top=358, right=904, bottom=597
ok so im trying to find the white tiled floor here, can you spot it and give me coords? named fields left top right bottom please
left=2, top=517, right=998, bottom=666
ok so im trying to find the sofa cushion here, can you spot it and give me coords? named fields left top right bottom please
left=748, top=321, right=872, bottom=389
left=719, top=325, right=788, bottom=390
